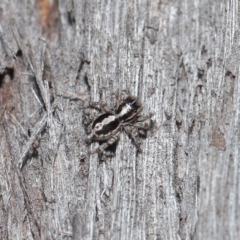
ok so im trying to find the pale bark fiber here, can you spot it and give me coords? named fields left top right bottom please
left=0, top=0, right=239, bottom=239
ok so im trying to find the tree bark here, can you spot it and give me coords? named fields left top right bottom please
left=0, top=0, right=239, bottom=239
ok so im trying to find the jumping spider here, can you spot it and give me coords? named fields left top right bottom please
left=81, top=91, right=154, bottom=160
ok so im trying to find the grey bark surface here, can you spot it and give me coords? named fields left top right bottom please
left=0, top=0, right=239, bottom=239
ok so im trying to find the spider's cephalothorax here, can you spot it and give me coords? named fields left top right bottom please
left=81, top=93, right=153, bottom=160
left=116, top=96, right=141, bottom=122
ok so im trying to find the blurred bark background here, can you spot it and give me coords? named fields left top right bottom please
left=0, top=0, right=239, bottom=239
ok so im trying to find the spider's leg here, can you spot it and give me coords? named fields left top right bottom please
left=136, top=113, right=154, bottom=122
left=133, top=118, right=155, bottom=130
left=99, top=148, right=116, bottom=161
left=92, top=136, right=119, bottom=155
left=80, top=135, right=119, bottom=161
left=124, top=125, right=142, bottom=153
left=82, top=101, right=114, bottom=114
left=91, top=101, right=114, bottom=113
left=82, top=110, right=98, bottom=134
left=101, top=140, right=117, bottom=158
left=82, top=110, right=97, bottom=124
left=126, top=117, right=156, bottom=138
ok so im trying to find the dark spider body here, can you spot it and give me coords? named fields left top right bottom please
left=81, top=93, right=153, bottom=160
left=91, top=113, right=120, bottom=141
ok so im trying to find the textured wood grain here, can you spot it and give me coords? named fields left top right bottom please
left=0, top=0, right=239, bottom=239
